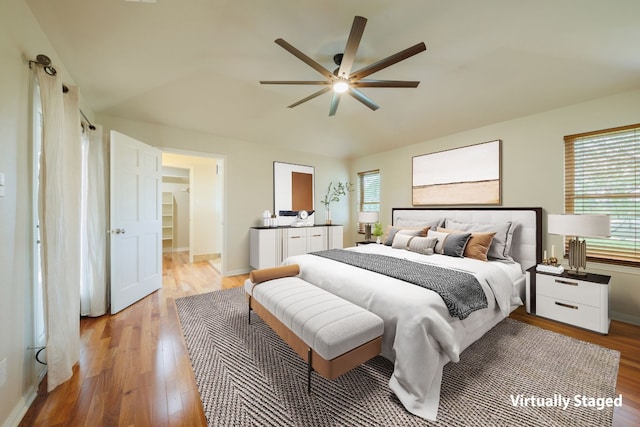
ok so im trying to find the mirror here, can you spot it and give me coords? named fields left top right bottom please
left=274, top=161, right=315, bottom=225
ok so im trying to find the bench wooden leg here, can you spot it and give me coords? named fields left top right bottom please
left=307, top=347, right=313, bottom=394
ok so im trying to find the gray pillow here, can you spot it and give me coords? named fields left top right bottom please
left=444, top=219, right=514, bottom=260
left=394, top=217, right=443, bottom=229
left=442, top=232, right=472, bottom=257
left=383, top=227, right=426, bottom=246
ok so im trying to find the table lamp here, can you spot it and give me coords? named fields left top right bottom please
left=547, top=214, right=610, bottom=276
left=358, top=211, right=379, bottom=242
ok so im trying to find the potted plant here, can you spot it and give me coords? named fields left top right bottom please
left=320, top=181, right=354, bottom=225
left=372, top=222, right=384, bottom=244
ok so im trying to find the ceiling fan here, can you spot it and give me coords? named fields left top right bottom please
left=260, top=16, right=426, bottom=116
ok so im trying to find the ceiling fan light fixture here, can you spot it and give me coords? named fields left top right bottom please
left=333, top=79, right=349, bottom=93
left=261, top=16, right=426, bottom=115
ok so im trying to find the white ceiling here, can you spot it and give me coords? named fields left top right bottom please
left=26, top=0, right=640, bottom=159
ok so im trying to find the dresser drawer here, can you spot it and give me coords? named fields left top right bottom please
left=536, top=295, right=601, bottom=332
left=536, top=274, right=602, bottom=307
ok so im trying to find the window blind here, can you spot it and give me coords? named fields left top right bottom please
left=564, top=124, right=639, bottom=265
left=357, top=170, right=380, bottom=233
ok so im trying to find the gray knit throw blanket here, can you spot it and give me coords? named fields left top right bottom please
left=311, top=249, right=487, bottom=319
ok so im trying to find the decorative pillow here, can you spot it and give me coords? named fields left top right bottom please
left=394, top=217, right=443, bottom=230
left=444, top=219, right=514, bottom=260
left=383, top=226, right=429, bottom=246
left=427, top=229, right=450, bottom=254
left=391, top=233, right=414, bottom=249
left=442, top=232, right=472, bottom=257
left=438, top=227, right=496, bottom=261
left=407, top=236, right=438, bottom=255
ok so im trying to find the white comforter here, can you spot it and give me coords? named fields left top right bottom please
left=284, top=244, right=523, bottom=421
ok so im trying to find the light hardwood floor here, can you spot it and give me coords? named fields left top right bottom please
left=19, top=253, right=640, bottom=426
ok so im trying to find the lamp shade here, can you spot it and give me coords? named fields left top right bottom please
left=547, top=214, right=611, bottom=238
left=358, top=211, right=379, bottom=224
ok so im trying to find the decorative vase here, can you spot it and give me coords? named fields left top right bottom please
left=376, top=236, right=381, bottom=244
left=325, top=208, right=332, bottom=225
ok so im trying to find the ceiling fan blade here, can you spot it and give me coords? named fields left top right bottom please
left=348, top=88, right=379, bottom=111
left=350, top=42, right=426, bottom=81
left=337, top=16, right=367, bottom=78
left=352, top=80, right=420, bottom=88
left=275, top=38, right=334, bottom=80
left=329, top=92, right=341, bottom=116
left=260, top=81, right=330, bottom=85
left=287, top=87, right=332, bottom=108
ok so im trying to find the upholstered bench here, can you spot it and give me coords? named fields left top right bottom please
left=244, top=264, right=383, bottom=392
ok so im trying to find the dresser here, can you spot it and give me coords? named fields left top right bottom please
left=526, top=266, right=610, bottom=334
left=250, top=225, right=343, bottom=269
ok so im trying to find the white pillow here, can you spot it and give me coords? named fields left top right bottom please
left=392, top=233, right=413, bottom=249
left=427, top=229, right=450, bottom=254
left=407, top=236, right=438, bottom=255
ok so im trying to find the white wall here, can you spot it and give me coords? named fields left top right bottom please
left=2, top=2, right=638, bottom=424
left=0, top=0, right=85, bottom=424
left=163, top=153, right=220, bottom=257
left=97, top=114, right=352, bottom=275
left=350, top=89, right=640, bottom=324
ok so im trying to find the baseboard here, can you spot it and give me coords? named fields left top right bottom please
left=225, top=268, right=250, bottom=276
left=193, top=253, right=221, bottom=262
left=611, top=311, right=640, bottom=327
left=2, top=386, right=37, bottom=427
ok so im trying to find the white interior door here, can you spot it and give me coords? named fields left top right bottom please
left=110, top=131, right=162, bottom=314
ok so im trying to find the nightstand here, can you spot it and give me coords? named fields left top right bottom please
left=526, top=266, right=610, bottom=334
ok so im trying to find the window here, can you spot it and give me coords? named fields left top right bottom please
left=564, top=124, right=639, bottom=266
left=357, top=170, right=380, bottom=233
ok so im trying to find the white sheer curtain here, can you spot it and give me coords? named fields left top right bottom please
left=36, top=67, right=81, bottom=392
left=80, top=125, right=108, bottom=316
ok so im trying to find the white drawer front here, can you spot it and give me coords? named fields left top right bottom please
left=536, top=274, right=602, bottom=307
left=307, top=229, right=327, bottom=252
left=536, top=295, right=601, bottom=332
left=286, top=228, right=306, bottom=238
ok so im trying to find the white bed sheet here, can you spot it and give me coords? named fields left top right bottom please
left=283, top=244, right=523, bottom=421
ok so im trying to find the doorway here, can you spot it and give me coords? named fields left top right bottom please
left=161, top=151, right=225, bottom=275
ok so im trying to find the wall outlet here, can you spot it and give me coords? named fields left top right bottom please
left=0, top=357, right=6, bottom=386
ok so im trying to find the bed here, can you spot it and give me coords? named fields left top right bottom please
left=283, top=207, right=542, bottom=421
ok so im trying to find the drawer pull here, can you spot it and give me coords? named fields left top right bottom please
left=555, top=301, right=578, bottom=310
left=290, top=236, right=301, bottom=239
left=555, top=279, right=578, bottom=287
left=312, top=234, right=322, bottom=237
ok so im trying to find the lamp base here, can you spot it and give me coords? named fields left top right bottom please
left=364, top=224, right=372, bottom=242
left=567, top=237, right=587, bottom=277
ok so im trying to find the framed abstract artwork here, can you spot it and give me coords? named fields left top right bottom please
left=412, top=140, right=501, bottom=205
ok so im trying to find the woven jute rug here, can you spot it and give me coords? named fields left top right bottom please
left=175, top=288, right=620, bottom=427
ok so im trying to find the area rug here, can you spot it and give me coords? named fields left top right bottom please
left=175, top=288, right=620, bottom=427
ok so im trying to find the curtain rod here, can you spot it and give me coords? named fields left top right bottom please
left=61, top=84, right=96, bottom=131
left=30, top=54, right=96, bottom=131
left=80, top=109, right=96, bottom=131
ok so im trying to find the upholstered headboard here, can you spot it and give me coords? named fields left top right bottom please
left=392, top=207, right=542, bottom=271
